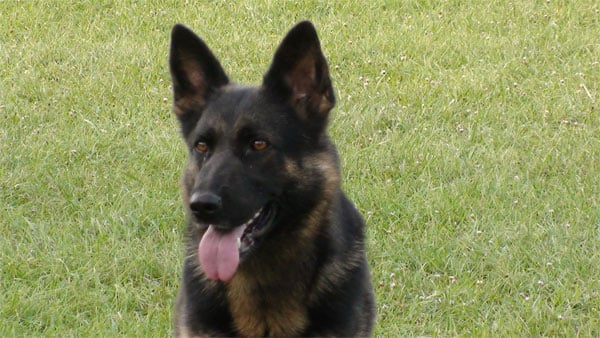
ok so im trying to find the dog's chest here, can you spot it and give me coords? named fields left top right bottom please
left=226, top=273, right=307, bottom=337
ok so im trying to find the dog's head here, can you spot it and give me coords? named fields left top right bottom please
left=169, top=21, right=338, bottom=282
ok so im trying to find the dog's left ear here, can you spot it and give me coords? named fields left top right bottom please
left=169, top=24, right=229, bottom=117
left=263, top=21, right=335, bottom=122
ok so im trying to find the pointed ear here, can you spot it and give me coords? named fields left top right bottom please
left=262, top=21, right=335, bottom=119
left=169, top=24, right=229, bottom=117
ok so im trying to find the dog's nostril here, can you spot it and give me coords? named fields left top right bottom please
left=190, top=192, right=222, bottom=215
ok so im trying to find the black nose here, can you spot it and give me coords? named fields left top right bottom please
left=189, top=192, right=222, bottom=216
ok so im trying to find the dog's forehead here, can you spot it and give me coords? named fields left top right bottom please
left=200, top=85, right=287, bottom=135
left=200, top=85, right=257, bottom=123
left=216, top=85, right=281, bottom=120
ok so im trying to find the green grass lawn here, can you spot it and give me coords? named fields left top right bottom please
left=2, top=1, right=599, bottom=336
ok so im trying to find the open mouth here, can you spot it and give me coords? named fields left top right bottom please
left=237, top=202, right=276, bottom=254
left=197, top=203, right=277, bottom=282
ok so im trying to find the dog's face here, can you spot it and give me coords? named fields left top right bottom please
left=169, top=21, right=337, bottom=282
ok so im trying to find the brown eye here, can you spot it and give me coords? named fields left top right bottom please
left=195, top=142, right=209, bottom=153
left=251, top=140, right=269, bottom=151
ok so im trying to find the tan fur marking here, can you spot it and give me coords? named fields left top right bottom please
left=173, top=96, right=204, bottom=116
left=299, top=151, right=340, bottom=241
left=265, top=301, right=307, bottom=337
left=318, top=93, right=333, bottom=114
left=226, top=274, right=267, bottom=336
left=226, top=269, right=308, bottom=337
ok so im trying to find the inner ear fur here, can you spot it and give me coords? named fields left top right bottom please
left=263, top=21, right=335, bottom=119
left=169, top=24, right=229, bottom=116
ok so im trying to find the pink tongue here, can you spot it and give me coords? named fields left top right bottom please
left=198, top=225, right=246, bottom=282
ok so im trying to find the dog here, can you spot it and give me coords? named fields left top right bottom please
left=169, top=20, right=375, bottom=337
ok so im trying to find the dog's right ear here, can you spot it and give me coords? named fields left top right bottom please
left=169, top=24, right=229, bottom=117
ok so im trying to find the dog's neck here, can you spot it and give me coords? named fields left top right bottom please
left=224, top=209, right=330, bottom=336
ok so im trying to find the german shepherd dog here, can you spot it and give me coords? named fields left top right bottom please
left=169, top=21, right=375, bottom=337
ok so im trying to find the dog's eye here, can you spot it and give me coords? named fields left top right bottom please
left=251, top=140, right=269, bottom=152
left=195, top=141, right=209, bottom=154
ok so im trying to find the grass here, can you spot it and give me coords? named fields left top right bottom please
left=1, top=1, right=599, bottom=336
